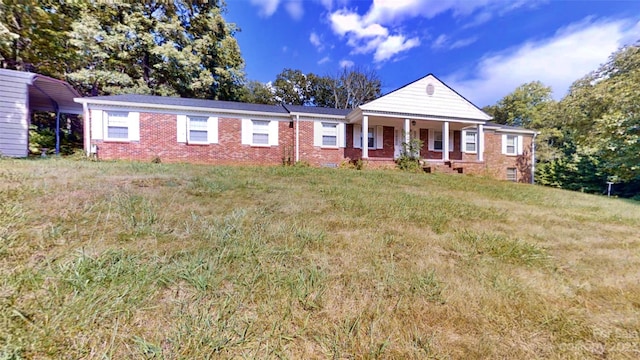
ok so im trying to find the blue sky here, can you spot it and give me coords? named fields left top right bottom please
left=226, top=0, right=640, bottom=107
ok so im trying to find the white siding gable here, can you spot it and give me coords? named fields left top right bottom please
left=359, top=74, right=491, bottom=121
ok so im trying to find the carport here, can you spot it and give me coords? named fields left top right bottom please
left=0, top=69, right=83, bottom=157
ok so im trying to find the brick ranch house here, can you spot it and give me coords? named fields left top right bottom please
left=74, top=74, right=537, bottom=182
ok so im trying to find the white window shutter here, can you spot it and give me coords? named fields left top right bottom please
left=353, top=124, right=362, bottom=148
left=314, top=121, right=322, bottom=147
left=90, top=109, right=103, bottom=140
left=176, top=115, right=187, bottom=143
left=376, top=125, right=384, bottom=149
left=269, top=120, right=279, bottom=146
left=449, top=131, right=454, bottom=151
left=129, top=112, right=140, bottom=141
left=241, top=119, right=252, bottom=145
left=517, top=135, right=524, bottom=155
left=208, top=117, right=218, bottom=144
left=501, top=134, right=507, bottom=154
left=337, top=123, right=346, bottom=148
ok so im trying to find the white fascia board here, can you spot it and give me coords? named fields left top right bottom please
left=360, top=110, right=487, bottom=125
left=287, top=112, right=347, bottom=120
left=345, top=108, right=363, bottom=123
left=73, top=98, right=290, bottom=119
left=488, top=127, right=539, bottom=135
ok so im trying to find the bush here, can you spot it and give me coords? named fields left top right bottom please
left=396, top=136, right=423, bottom=172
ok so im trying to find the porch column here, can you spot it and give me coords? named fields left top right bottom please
left=442, top=121, right=449, bottom=161
left=362, top=115, right=369, bottom=159
left=477, top=124, right=484, bottom=161
left=404, top=118, right=410, bottom=145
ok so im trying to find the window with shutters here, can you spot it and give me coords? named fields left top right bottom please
left=433, top=131, right=443, bottom=151
left=188, top=116, right=208, bottom=143
left=367, top=127, right=375, bottom=148
left=106, top=112, right=129, bottom=140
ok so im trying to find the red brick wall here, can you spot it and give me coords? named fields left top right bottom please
left=478, top=132, right=533, bottom=182
left=344, top=124, right=394, bottom=159
left=297, top=121, right=345, bottom=167
left=93, top=112, right=294, bottom=165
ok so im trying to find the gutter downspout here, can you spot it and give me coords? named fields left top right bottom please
left=82, top=102, right=90, bottom=156
left=531, top=132, right=537, bottom=184
left=295, top=114, right=300, bottom=163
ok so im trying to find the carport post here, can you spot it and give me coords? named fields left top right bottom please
left=55, top=103, right=61, bottom=155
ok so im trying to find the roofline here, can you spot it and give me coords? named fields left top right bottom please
left=484, top=125, right=538, bottom=135
left=346, top=108, right=487, bottom=124
left=74, top=98, right=291, bottom=118
left=287, top=112, right=347, bottom=120
left=33, top=74, right=82, bottom=98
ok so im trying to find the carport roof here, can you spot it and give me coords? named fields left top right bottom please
left=0, top=69, right=83, bottom=114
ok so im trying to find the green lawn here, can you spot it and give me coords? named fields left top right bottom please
left=1, top=158, right=639, bottom=359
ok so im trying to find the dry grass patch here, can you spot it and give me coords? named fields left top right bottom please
left=1, top=158, right=639, bottom=359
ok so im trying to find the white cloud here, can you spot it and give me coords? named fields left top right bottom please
left=339, top=59, right=355, bottom=68
left=249, top=0, right=304, bottom=20
left=250, top=0, right=280, bottom=17
left=318, top=56, right=331, bottom=64
left=374, top=35, right=420, bottom=62
left=309, top=32, right=324, bottom=51
left=432, top=34, right=448, bottom=49
left=450, top=36, right=477, bottom=49
left=285, top=0, right=304, bottom=20
left=445, top=18, right=640, bottom=107
left=432, top=34, right=477, bottom=50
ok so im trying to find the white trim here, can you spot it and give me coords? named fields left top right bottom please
left=103, top=111, right=139, bottom=142
left=268, top=119, right=279, bottom=146
left=337, top=122, right=346, bottom=148
left=176, top=115, right=187, bottom=143
left=462, top=129, right=477, bottom=154
left=129, top=112, right=140, bottom=141
left=241, top=118, right=252, bottom=145
left=90, top=109, right=103, bottom=140
left=313, top=121, right=323, bottom=147
left=208, top=116, right=218, bottom=144
left=376, top=125, right=383, bottom=149
left=353, top=124, right=362, bottom=148
left=502, top=134, right=522, bottom=156
left=517, top=135, right=523, bottom=155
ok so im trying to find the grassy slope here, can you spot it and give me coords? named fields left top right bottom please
left=1, top=158, right=639, bottom=359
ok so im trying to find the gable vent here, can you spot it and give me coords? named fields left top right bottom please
left=426, top=83, right=435, bottom=96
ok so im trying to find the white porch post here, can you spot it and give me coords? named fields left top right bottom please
left=404, top=118, right=410, bottom=145
left=477, top=123, right=484, bottom=161
left=362, top=115, right=369, bottom=159
left=442, top=121, right=449, bottom=161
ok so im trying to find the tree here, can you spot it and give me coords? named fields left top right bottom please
left=562, top=43, right=640, bottom=183
left=0, top=0, right=83, bottom=77
left=66, top=1, right=245, bottom=99
left=272, top=68, right=311, bottom=105
left=330, top=66, right=381, bottom=109
left=240, top=80, right=276, bottom=104
left=483, top=81, right=554, bottom=128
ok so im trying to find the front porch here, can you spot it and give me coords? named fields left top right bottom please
left=345, top=115, right=486, bottom=167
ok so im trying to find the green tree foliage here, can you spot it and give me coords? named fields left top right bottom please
left=0, top=0, right=82, bottom=77
left=240, top=80, right=276, bottom=105
left=483, top=81, right=554, bottom=128
left=252, top=66, right=381, bottom=108
left=66, top=1, right=245, bottom=99
left=562, top=43, right=640, bottom=183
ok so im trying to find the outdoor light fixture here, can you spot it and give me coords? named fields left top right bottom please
left=412, top=120, right=416, bottom=126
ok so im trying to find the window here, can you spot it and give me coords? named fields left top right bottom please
left=322, top=122, right=338, bottom=146
left=188, top=116, right=208, bottom=143
left=106, top=112, right=129, bottom=140
left=465, top=131, right=477, bottom=152
left=368, top=127, right=375, bottom=148
left=505, top=135, right=517, bottom=155
left=433, top=131, right=443, bottom=150
left=252, top=120, right=270, bottom=145
left=506, top=167, right=517, bottom=182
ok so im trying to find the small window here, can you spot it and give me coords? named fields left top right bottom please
left=106, top=112, right=129, bottom=140
left=506, top=167, right=517, bottom=182
left=433, top=131, right=443, bottom=151
left=252, top=120, right=270, bottom=145
left=322, top=122, right=338, bottom=146
left=368, top=127, right=375, bottom=148
left=465, top=131, right=477, bottom=152
left=188, top=116, right=208, bottom=143
left=506, top=135, right=517, bottom=155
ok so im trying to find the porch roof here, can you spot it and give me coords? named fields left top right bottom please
left=347, top=74, right=491, bottom=124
